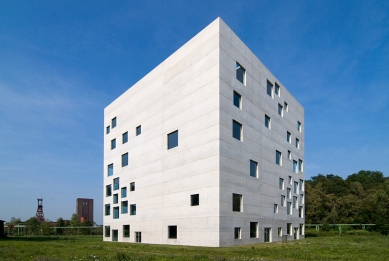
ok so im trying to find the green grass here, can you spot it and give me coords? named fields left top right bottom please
left=1, top=233, right=388, bottom=261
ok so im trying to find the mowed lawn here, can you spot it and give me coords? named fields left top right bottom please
left=0, top=234, right=388, bottom=261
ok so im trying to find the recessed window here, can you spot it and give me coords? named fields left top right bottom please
left=250, top=222, right=258, bottom=238
left=122, top=132, right=128, bottom=144
left=105, top=204, right=110, bottom=216
left=278, top=104, right=283, bottom=116
left=250, top=160, right=258, bottom=178
left=130, top=204, right=136, bottom=215
left=136, top=125, right=141, bottom=136
left=232, top=193, right=242, bottom=212
left=191, top=194, right=199, bottom=206
left=287, top=132, right=291, bottom=143
left=106, top=126, right=110, bottom=134
left=168, top=226, right=177, bottom=239
left=287, top=202, right=292, bottom=215
left=233, top=91, right=242, bottom=109
left=135, top=232, right=141, bottom=242
left=122, top=153, right=128, bottom=167
left=296, top=138, right=300, bottom=149
left=265, top=115, right=271, bottom=129
left=267, top=81, right=273, bottom=97
left=274, top=204, right=278, bottom=213
left=121, top=187, right=127, bottom=198
left=300, top=179, right=304, bottom=191
left=108, top=164, right=113, bottom=177
left=281, top=195, right=286, bottom=206
left=293, top=160, right=298, bottom=173
left=232, top=120, right=242, bottom=141
left=234, top=227, right=241, bottom=239
left=105, top=226, right=110, bottom=237
left=130, top=182, right=135, bottom=191
left=167, top=130, right=178, bottom=149
left=298, top=121, right=302, bottom=132
left=288, top=150, right=291, bottom=160
left=121, top=201, right=128, bottom=214
left=106, top=185, right=112, bottom=197
left=287, top=223, right=292, bottom=235
left=293, top=196, right=298, bottom=209
left=111, top=139, right=116, bottom=150
left=123, top=225, right=130, bottom=238
left=287, top=188, right=291, bottom=199
left=276, top=150, right=282, bottom=165
left=113, top=194, right=118, bottom=204
left=112, top=117, right=117, bottom=128
left=275, top=83, right=280, bottom=96
left=284, top=102, right=288, bottom=111
left=289, top=175, right=292, bottom=185
left=279, top=178, right=284, bottom=190
left=113, top=178, right=119, bottom=190
left=264, top=228, right=271, bottom=242
left=299, top=159, right=303, bottom=172
left=300, top=223, right=304, bottom=235
left=236, top=62, right=246, bottom=85
left=113, top=207, right=119, bottom=219
left=278, top=227, right=282, bottom=237
left=294, top=181, right=298, bottom=194
left=299, top=207, right=303, bottom=218
left=300, top=194, right=304, bottom=204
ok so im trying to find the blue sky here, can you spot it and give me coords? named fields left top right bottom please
left=1, top=1, right=388, bottom=224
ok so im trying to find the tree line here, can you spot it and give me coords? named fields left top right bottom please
left=305, top=170, right=389, bottom=225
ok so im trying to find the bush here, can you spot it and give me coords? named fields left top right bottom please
left=346, top=230, right=370, bottom=235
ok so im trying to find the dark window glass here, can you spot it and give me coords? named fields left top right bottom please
left=136, top=125, right=141, bottom=136
left=121, top=187, right=127, bottom=198
left=276, top=151, right=282, bottom=165
left=232, top=193, right=242, bottom=212
left=278, top=104, right=283, bottom=116
left=279, top=178, right=284, bottom=189
left=299, top=160, right=303, bottom=171
left=250, top=222, right=257, bottom=238
left=232, top=120, right=242, bottom=140
left=111, top=139, right=116, bottom=150
left=135, top=232, right=141, bottom=242
left=130, top=182, right=135, bottom=191
left=123, top=225, right=130, bottom=237
left=275, top=83, right=280, bottom=96
left=105, top=226, right=110, bottom=237
left=250, top=160, right=257, bottom=177
left=123, top=132, right=128, bottom=144
left=108, top=164, right=113, bottom=176
left=234, top=227, right=241, bottom=239
left=105, top=204, right=110, bottom=216
left=113, top=207, right=119, bottom=219
left=106, top=185, right=112, bottom=197
left=106, top=126, right=110, bottom=134
left=112, top=117, right=117, bottom=128
left=281, top=195, right=285, bottom=206
left=265, top=115, right=270, bottom=128
left=113, top=194, right=118, bottom=204
left=130, top=204, right=136, bottom=215
left=168, top=226, right=177, bottom=239
left=236, top=62, right=245, bottom=85
left=113, top=178, right=119, bottom=190
left=122, top=153, right=128, bottom=167
left=287, top=132, right=291, bottom=143
left=121, top=201, right=128, bottom=214
left=167, top=130, right=178, bottom=149
left=267, top=81, right=273, bottom=97
left=233, top=91, right=241, bottom=108
left=191, top=194, right=199, bottom=206
left=264, top=228, right=271, bottom=242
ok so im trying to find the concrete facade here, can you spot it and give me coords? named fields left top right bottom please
left=103, top=18, right=304, bottom=247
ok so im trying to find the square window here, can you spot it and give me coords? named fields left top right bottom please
left=130, top=204, right=136, bottom=215
left=293, top=196, right=298, bottom=209
left=298, top=121, right=301, bottom=132
left=274, top=204, right=278, bottom=213
left=111, top=139, right=116, bottom=150
left=191, top=194, right=199, bottom=206
left=121, top=201, right=128, bottom=214
left=288, top=150, right=291, bottom=160
left=105, top=226, right=110, bottom=237
left=299, top=160, right=303, bottom=172
left=287, top=202, right=292, bottom=215
left=113, top=178, right=119, bottom=190
left=296, top=138, right=300, bottom=149
left=123, top=225, right=130, bottom=238
left=106, top=185, right=112, bottom=197
left=265, top=115, right=271, bottom=129
left=232, top=120, right=242, bottom=141
left=167, top=130, right=178, bottom=149
left=276, top=150, right=282, bottom=165
left=267, top=81, right=273, bottom=97
left=284, top=102, right=288, bottom=111
left=121, top=187, right=127, bottom=198
left=105, top=204, right=110, bottom=216
left=294, top=181, right=299, bottom=194
left=275, top=83, right=280, bottom=96
left=130, top=182, right=135, bottom=191
left=287, top=132, right=291, bottom=143
left=113, top=207, right=119, bottom=219
left=293, top=160, right=298, bottom=173
left=236, top=62, right=246, bottom=85
left=264, top=228, right=271, bottom=242
left=281, top=195, right=286, bottom=206
left=168, top=225, right=177, bottom=239
left=233, top=91, right=242, bottom=109
left=287, top=188, right=291, bottom=199
left=113, top=194, right=118, bottom=204
left=250, top=160, right=258, bottom=178
left=112, top=117, right=117, bottom=128
left=278, top=227, right=282, bottom=237
left=135, top=232, right=141, bottom=242
left=122, top=153, right=128, bottom=167
left=232, top=193, right=242, bottom=212
left=107, top=164, right=113, bottom=177
left=136, top=125, right=141, bottom=136
left=234, top=227, right=241, bottom=239
left=250, top=222, right=258, bottom=238
left=278, top=104, right=283, bottom=116
left=106, top=126, right=110, bottom=134
left=279, top=178, right=284, bottom=190
left=122, top=132, right=128, bottom=144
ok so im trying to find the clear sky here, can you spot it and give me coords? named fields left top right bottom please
left=1, top=1, right=388, bottom=225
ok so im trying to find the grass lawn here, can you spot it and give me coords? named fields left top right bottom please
left=0, top=233, right=388, bottom=261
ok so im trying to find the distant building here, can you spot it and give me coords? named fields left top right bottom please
left=76, top=198, right=94, bottom=223
left=0, top=220, right=4, bottom=237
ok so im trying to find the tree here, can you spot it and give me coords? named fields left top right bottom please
left=25, top=217, right=40, bottom=235
left=6, top=217, right=21, bottom=226
left=56, top=217, right=65, bottom=235
left=70, top=214, right=80, bottom=227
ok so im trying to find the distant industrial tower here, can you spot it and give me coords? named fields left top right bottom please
left=36, top=198, right=45, bottom=222
left=76, top=198, right=94, bottom=224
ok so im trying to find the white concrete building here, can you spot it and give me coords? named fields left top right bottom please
left=103, top=17, right=304, bottom=247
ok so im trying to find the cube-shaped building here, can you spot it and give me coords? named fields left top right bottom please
left=103, top=17, right=304, bottom=247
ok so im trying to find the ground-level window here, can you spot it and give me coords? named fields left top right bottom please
left=112, top=229, right=118, bottom=241
left=123, top=225, right=130, bottom=238
left=135, top=232, right=141, bottom=243
left=287, top=223, right=292, bottom=235
left=264, top=228, right=271, bottom=242
left=105, top=226, right=110, bottom=237
left=278, top=227, right=282, bottom=237
left=300, top=224, right=304, bottom=235
left=250, top=222, right=258, bottom=238
left=234, top=227, right=241, bottom=239
left=168, top=226, right=177, bottom=239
